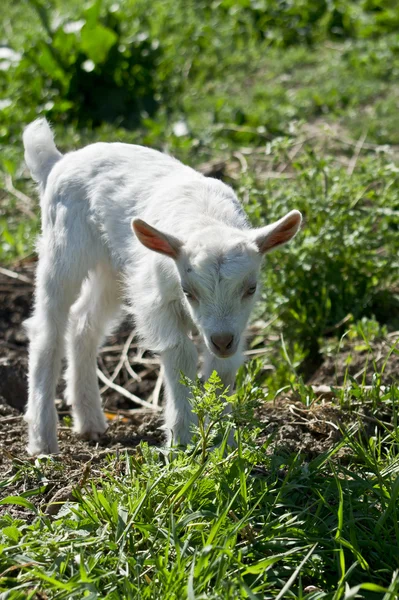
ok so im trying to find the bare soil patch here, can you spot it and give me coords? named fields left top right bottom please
left=309, top=339, right=399, bottom=386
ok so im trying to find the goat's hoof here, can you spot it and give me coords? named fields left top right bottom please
left=73, top=412, right=108, bottom=442
left=77, top=426, right=108, bottom=442
left=27, top=440, right=60, bottom=456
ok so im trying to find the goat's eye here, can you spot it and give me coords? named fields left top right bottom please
left=183, top=288, right=195, bottom=301
left=246, top=285, right=257, bottom=296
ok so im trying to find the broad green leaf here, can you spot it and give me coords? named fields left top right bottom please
left=2, top=525, right=21, bottom=543
left=80, top=23, right=117, bottom=64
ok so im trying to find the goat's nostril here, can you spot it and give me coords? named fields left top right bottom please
left=211, top=335, right=220, bottom=351
left=211, top=333, right=235, bottom=353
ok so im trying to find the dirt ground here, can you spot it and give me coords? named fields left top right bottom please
left=1, top=262, right=397, bottom=515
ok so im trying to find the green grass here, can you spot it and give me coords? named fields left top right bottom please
left=1, top=371, right=399, bottom=599
left=1, top=0, right=399, bottom=597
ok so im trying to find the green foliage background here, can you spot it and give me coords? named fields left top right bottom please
left=1, top=2, right=399, bottom=597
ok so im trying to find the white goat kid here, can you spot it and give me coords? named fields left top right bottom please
left=23, top=118, right=302, bottom=455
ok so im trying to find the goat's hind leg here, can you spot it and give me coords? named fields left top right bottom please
left=25, top=248, right=86, bottom=455
left=65, top=264, right=122, bottom=440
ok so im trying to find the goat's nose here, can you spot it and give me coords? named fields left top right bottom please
left=211, top=333, right=235, bottom=354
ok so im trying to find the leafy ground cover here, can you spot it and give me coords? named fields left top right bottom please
left=1, top=0, right=399, bottom=598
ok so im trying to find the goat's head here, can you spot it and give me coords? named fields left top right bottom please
left=132, top=210, right=302, bottom=358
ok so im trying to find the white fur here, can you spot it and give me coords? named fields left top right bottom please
left=23, top=118, right=302, bottom=454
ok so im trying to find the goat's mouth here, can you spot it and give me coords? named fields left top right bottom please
left=213, top=349, right=237, bottom=359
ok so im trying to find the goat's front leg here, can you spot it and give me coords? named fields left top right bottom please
left=161, top=337, right=198, bottom=446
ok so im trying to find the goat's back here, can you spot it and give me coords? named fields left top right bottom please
left=34, top=137, right=247, bottom=269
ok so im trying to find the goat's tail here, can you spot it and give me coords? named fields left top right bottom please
left=23, top=118, right=62, bottom=188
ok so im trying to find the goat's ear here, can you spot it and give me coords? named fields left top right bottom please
left=132, top=218, right=182, bottom=259
left=253, top=210, right=302, bottom=254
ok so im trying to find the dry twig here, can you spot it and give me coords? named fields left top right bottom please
left=96, top=367, right=160, bottom=411
left=0, top=416, right=23, bottom=424
left=99, top=330, right=140, bottom=395
left=311, top=384, right=387, bottom=395
left=149, top=365, right=164, bottom=407
left=347, top=131, right=368, bottom=176
left=0, top=266, right=32, bottom=285
left=4, top=174, right=36, bottom=219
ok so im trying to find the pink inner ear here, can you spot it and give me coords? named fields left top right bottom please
left=258, top=212, right=301, bottom=253
left=265, top=228, right=292, bottom=248
left=142, top=233, right=175, bottom=256
left=134, top=221, right=177, bottom=257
